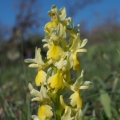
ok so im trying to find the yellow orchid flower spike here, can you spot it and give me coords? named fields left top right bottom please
left=25, top=4, right=91, bottom=120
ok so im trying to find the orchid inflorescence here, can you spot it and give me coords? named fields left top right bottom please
left=25, top=4, right=91, bottom=120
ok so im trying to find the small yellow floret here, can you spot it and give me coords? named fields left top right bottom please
left=38, top=105, right=53, bottom=120
left=35, top=70, right=47, bottom=86
left=48, top=71, right=64, bottom=90
left=70, top=92, right=82, bottom=109
left=44, top=21, right=58, bottom=32
left=47, top=45, right=63, bottom=61
left=72, top=54, right=80, bottom=71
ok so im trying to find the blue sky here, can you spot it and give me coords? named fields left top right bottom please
left=0, top=0, right=120, bottom=33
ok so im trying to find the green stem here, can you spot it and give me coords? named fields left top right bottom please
left=54, top=91, right=61, bottom=120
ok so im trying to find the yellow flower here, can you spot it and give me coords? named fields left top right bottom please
left=48, top=71, right=64, bottom=90
left=38, top=104, right=53, bottom=120
left=28, top=83, right=50, bottom=103
left=60, top=95, right=73, bottom=120
left=24, top=47, right=45, bottom=68
left=54, top=58, right=67, bottom=71
left=47, top=44, right=64, bottom=61
left=35, top=70, right=47, bottom=86
left=70, top=33, right=87, bottom=71
left=74, top=109, right=83, bottom=120
left=70, top=92, right=82, bottom=109
left=47, top=4, right=66, bottom=21
left=44, top=20, right=58, bottom=33
left=72, top=53, right=80, bottom=71
left=63, top=70, right=91, bottom=109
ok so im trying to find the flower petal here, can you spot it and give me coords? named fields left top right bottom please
left=61, top=107, right=72, bottom=120
left=70, top=33, right=80, bottom=50
left=28, top=63, right=39, bottom=68
left=79, top=85, right=89, bottom=89
left=35, top=70, right=47, bottom=86
left=31, top=115, right=39, bottom=120
left=31, top=97, right=41, bottom=102
left=57, top=23, right=66, bottom=38
left=58, top=7, right=66, bottom=21
left=70, top=92, right=82, bottom=109
left=30, top=89, right=41, bottom=98
left=35, top=48, right=45, bottom=65
left=76, top=48, right=87, bottom=53
left=80, top=39, right=88, bottom=48
left=40, top=85, right=50, bottom=102
left=48, top=71, right=64, bottom=89
left=54, top=58, right=67, bottom=71
left=24, top=47, right=45, bottom=67
left=72, top=70, right=84, bottom=91
left=28, top=83, right=34, bottom=91
left=60, top=95, right=67, bottom=108
left=74, top=109, right=82, bottom=120
left=38, top=105, right=53, bottom=120
left=47, top=45, right=64, bottom=61
left=48, top=4, right=58, bottom=17
left=72, top=54, right=80, bottom=71
left=83, top=81, right=92, bottom=85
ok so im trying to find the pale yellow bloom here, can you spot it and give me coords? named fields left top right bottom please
left=38, top=104, right=53, bottom=120
left=44, top=20, right=58, bottom=34
left=47, top=44, right=64, bottom=61
left=47, top=4, right=77, bottom=38
left=35, top=70, right=47, bottom=86
left=71, top=70, right=92, bottom=91
left=24, top=47, right=45, bottom=68
left=60, top=95, right=82, bottom=120
left=44, top=5, right=66, bottom=40
left=61, top=106, right=72, bottom=120
left=54, top=58, right=67, bottom=71
left=63, top=70, right=91, bottom=109
left=60, top=95, right=73, bottom=120
left=70, top=92, right=82, bottom=109
left=28, top=83, right=50, bottom=103
left=69, top=33, right=87, bottom=71
left=47, top=4, right=66, bottom=21
left=45, top=4, right=76, bottom=43
left=48, top=71, right=64, bottom=90
left=74, top=109, right=83, bottom=120
left=72, top=53, right=80, bottom=71
left=31, top=115, right=39, bottom=120
left=44, top=22, right=67, bottom=50
left=24, top=47, right=52, bottom=69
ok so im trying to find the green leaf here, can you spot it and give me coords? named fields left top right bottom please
left=82, top=102, right=89, bottom=116
left=99, top=89, right=112, bottom=118
left=90, top=117, right=98, bottom=120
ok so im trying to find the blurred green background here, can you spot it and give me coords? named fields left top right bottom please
left=0, top=0, right=120, bottom=120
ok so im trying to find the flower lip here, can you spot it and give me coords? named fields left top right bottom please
left=48, top=11, right=56, bottom=18
left=52, top=13, right=56, bottom=16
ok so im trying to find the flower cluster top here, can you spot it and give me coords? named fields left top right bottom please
left=25, top=5, right=91, bottom=120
